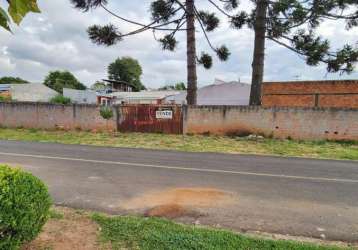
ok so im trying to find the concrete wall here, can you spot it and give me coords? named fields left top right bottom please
left=63, top=88, right=97, bottom=104
left=184, top=106, right=358, bottom=141
left=1, top=102, right=357, bottom=141
left=262, top=80, right=358, bottom=108
left=0, top=102, right=116, bottom=131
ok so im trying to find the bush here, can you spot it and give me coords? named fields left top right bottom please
left=100, top=106, right=114, bottom=120
left=0, top=95, right=11, bottom=102
left=0, top=165, right=52, bottom=250
left=50, top=94, right=72, bottom=105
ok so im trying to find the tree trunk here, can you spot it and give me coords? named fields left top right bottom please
left=249, top=0, right=268, bottom=106
left=185, top=0, right=198, bottom=105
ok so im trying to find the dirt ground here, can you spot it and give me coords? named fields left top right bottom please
left=22, top=207, right=108, bottom=250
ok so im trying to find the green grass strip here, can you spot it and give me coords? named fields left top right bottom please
left=92, top=214, right=350, bottom=250
left=0, top=128, right=357, bottom=160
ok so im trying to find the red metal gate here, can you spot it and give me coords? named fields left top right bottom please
left=117, top=105, right=183, bottom=134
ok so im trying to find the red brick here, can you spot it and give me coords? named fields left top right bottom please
left=262, top=95, right=315, bottom=107
left=262, top=80, right=358, bottom=108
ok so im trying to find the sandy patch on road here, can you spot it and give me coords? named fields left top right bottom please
left=121, top=187, right=235, bottom=219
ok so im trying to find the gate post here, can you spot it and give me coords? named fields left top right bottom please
left=113, top=105, right=120, bottom=132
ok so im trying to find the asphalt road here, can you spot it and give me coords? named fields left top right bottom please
left=0, top=140, right=357, bottom=242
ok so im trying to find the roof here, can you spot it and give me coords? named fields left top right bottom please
left=165, top=79, right=251, bottom=105
left=10, top=83, right=58, bottom=102
left=109, top=91, right=183, bottom=100
left=103, top=79, right=135, bottom=87
left=0, top=84, right=11, bottom=91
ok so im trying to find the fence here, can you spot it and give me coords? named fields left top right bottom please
left=117, top=105, right=183, bottom=134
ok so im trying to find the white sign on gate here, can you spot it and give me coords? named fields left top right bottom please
left=156, top=110, right=173, bottom=119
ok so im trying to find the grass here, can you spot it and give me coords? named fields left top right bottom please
left=0, top=128, right=357, bottom=160
left=48, top=208, right=64, bottom=220
left=92, top=213, right=351, bottom=250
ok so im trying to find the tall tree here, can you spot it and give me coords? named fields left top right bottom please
left=44, top=71, right=86, bottom=93
left=108, top=57, right=145, bottom=92
left=220, top=0, right=357, bottom=105
left=1, top=0, right=40, bottom=31
left=70, top=0, right=234, bottom=105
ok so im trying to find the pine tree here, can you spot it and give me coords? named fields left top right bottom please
left=70, top=0, right=236, bottom=105
left=223, top=0, right=357, bottom=105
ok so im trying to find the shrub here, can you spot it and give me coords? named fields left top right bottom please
left=50, top=94, right=72, bottom=105
left=100, top=106, right=114, bottom=120
left=0, top=95, right=11, bottom=102
left=0, top=165, right=52, bottom=250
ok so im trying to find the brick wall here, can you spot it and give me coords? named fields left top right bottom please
left=262, top=80, right=358, bottom=108
left=0, top=102, right=116, bottom=131
left=184, top=106, right=358, bottom=141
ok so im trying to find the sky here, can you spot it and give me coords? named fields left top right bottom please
left=0, top=0, right=357, bottom=89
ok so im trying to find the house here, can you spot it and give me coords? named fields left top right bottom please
left=114, top=91, right=182, bottom=105
left=103, top=79, right=134, bottom=92
left=96, top=91, right=182, bottom=106
left=164, top=79, right=251, bottom=105
left=97, top=94, right=113, bottom=106
left=63, top=88, right=97, bottom=104
left=10, top=83, right=58, bottom=102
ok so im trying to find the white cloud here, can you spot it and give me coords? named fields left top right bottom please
left=0, top=0, right=356, bottom=88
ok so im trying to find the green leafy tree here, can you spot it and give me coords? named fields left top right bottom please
left=108, top=57, right=146, bottom=92
left=44, top=71, right=86, bottom=93
left=0, top=76, right=28, bottom=84
left=1, top=0, right=40, bottom=31
left=91, top=81, right=107, bottom=91
left=70, top=0, right=235, bottom=104
left=159, top=82, right=186, bottom=90
left=218, top=0, right=358, bottom=105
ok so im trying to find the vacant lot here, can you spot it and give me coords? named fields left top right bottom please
left=23, top=207, right=353, bottom=250
left=0, top=128, right=357, bottom=160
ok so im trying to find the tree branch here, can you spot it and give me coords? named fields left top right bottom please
left=207, top=0, right=234, bottom=18
left=100, top=3, right=186, bottom=31
left=194, top=6, right=217, bottom=52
